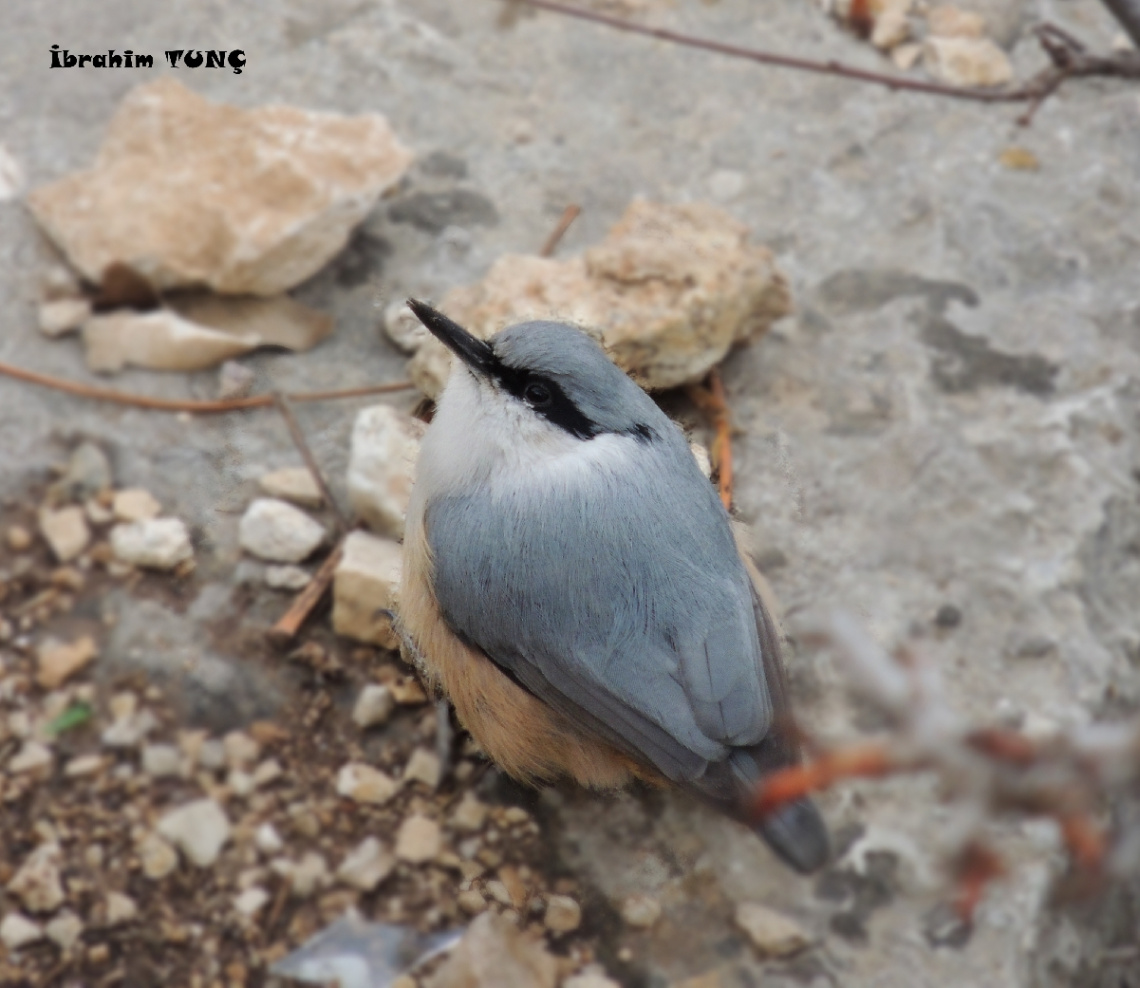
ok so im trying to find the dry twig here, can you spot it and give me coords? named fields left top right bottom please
left=749, top=611, right=1133, bottom=920
left=0, top=359, right=413, bottom=413
left=511, top=0, right=1140, bottom=124
left=539, top=204, right=582, bottom=258
left=271, top=392, right=349, bottom=534
left=268, top=539, right=345, bottom=646
left=688, top=368, right=735, bottom=511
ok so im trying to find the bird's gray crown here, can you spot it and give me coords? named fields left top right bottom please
left=489, top=320, right=663, bottom=442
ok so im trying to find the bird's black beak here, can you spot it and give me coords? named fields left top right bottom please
left=406, top=299, right=495, bottom=378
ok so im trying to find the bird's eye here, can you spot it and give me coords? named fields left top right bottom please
left=523, top=381, right=552, bottom=408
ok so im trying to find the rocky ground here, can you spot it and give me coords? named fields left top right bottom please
left=3, top=1, right=1140, bottom=987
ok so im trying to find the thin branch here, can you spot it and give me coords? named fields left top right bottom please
left=539, top=204, right=582, bottom=258
left=509, top=0, right=1140, bottom=118
left=268, top=538, right=345, bottom=645
left=271, top=392, right=349, bottom=534
left=0, top=359, right=413, bottom=413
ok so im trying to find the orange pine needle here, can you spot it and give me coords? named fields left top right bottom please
left=1058, top=814, right=1106, bottom=870
left=953, top=842, right=1006, bottom=922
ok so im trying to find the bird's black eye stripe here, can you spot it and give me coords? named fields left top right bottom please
left=523, top=381, right=552, bottom=408
left=490, top=362, right=598, bottom=440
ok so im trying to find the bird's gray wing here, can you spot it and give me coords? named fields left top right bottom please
left=425, top=448, right=773, bottom=784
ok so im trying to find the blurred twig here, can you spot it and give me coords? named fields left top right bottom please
left=268, top=539, right=345, bottom=646
left=749, top=611, right=1129, bottom=920
left=0, top=359, right=413, bottom=413
left=688, top=368, right=734, bottom=511
left=511, top=0, right=1140, bottom=125
left=539, top=204, right=582, bottom=258
left=272, top=391, right=349, bottom=534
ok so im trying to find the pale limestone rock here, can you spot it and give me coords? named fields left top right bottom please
left=403, top=748, right=442, bottom=789
left=28, top=78, right=413, bottom=295
left=0, top=912, right=43, bottom=951
left=7, top=843, right=65, bottom=912
left=410, top=200, right=792, bottom=397
left=892, top=41, right=924, bottom=69
left=258, top=467, right=322, bottom=508
left=563, top=971, right=622, bottom=988
left=734, top=902, right=812, bottom=957
left=287, top=851, right=330, bottom=898
left=64, top=753, right=105, bottom=777
left=336, top=836, right=396, bottom=891
left=336, top=762, right=399, bottom=805
left=251, top=758, right=283, bottom=788
left=45, top=910, right=84, bottom=950
left=255, top=822, right=284, bottom=856
left=923, top=36, right=1012, bottom=87
left=105, top=892, right=138, bottom=926
left=38, top=298, right=91, bottom=338
left=871, top=0, right=911, bottom=49
left=352, top=683, right=396, bottom=728
left=8, top=741, right=53, bottom=774
left=264, top=564, right=311, bottom=590
left=457, top=888, right=488, bottom=915
left=38, top=506, right=90, bottom=562
left=112, top=488, right=161, bottom=522
left=83, top=309, right=257, bottom=373
left=36, top=634, right=98, bottom=689
left=239, top=498, right=325, bottom=562
left=110, top=517, right=193, bottom=570
left=222, top=730, right=261, bottom=769
left=332, top=531, right=402, bottom=648
left=101, top=708, right=158, bottom=748
left=926, top=4, right=985, bottom=38
left=234, top=886, right=270, bottom=917
left=139, top=832, right=179, bottom=879
left=141, top=743, right=181, bottom=778
left=620, top=893, right=662, bottom=929
left=346, top=405, right=424, bottom=539
left=157, top=798, right=231, bottom=867
left=544, top=894, right=582, bottom=933
left=425, top=912, right=557, bottom=988
left=395, top=814, right=442, bottom=863
left=383, top=300, right=431, bottom=353
left=451, top=791, right=489, bottom=832
left=0, top=144, right=24, bottom=202
left=6, top=524, right=32, bottom=551
left=168, top=292, right=333, bottom=352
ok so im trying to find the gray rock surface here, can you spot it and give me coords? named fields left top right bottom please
left=1, top=2, right=1138, bottom=986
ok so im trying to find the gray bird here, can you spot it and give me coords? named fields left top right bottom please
left=398, top=299, right=829, bottom=873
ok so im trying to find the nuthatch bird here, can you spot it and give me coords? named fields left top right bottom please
left=398, top=299, right=829, bottom=873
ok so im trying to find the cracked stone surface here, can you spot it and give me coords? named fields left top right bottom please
left=2, top=1, right=1138, bottom=986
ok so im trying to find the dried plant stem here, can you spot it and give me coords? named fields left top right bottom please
left=539, top=204, right=582, bottom=257
left=271, top=391, right=349, bottom=534
left=268, top=539, right=345, bottom=645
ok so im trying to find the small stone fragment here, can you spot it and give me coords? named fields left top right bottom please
left=251, top=758, right=283, bottom=788
left=332, top=531, right=402, bottom=648
left=36, top=634, right=98, bottom=689
left=923, top=36, right=1012, bottom=87
left=83, top=308, right=262, bottom=373
left=105, top=891, right=138, bottom=926
left=112, top=487, right=162, bottom=522
left=258, top=467, right=323, bottom=508
left=620, top=893, right=662, bottom=929
left=891, top=41, right=923, bottom=69
left=223, top=730, right=261, bottom=769
left=54, top=442, right=112, bottom=501
left=926, top=5, right=985, bottom=38
left=141, top=743, right=182, bottom=778
left=110, top=517, right=193, bottom=570
left=336, top=762, right=399, bottom=805
left=346, top=405, right=424, bottom=539
left=289, top=851, right=330, bottom=898
left=264, top=564, right=311, bottom=590
left=8, top=843, right=65, bottom=912
left=38, top=298, right=91, bottom=338
left=38, top=506, right=90, bottom=563
left=255, top=822, right=284, bottom=856
left=425, top=912, right=557, bottom=988
left=563, top=972, right=622, bottom=988
left=234, top=886, right=270, bottom=918
left=157, top=798, right=231, bottom=867
left=28, top=78, right=413, bottom=295
left=871, top=0, right=911, bottom=49
left=734, top=902, right=812, bottom=957
left=544, top=894, right=582, bottom=933
left=6, top=524, right=32, bottom=551
left=352, top=682, right=396, bottom=728
left=101, top=708, right=158, bottom=748
left=197, top=738, right=227, bottom=770
left=383, top=300, right=431, bottom=353
left=451, top=792, right=489, bottom=832
left=1, top=913, right=44, bottom=951
left=8, top=741, right=53, bottom=774
left=999, top=147, right=1040, bottom=171
left=45, top=910, right=84, bottom=950
left=391, top=677, right=428, bottom=705
left=404, top=748, right=442, bottom=789
left=336, top=837, right=396, bottom=891
left=457, top=888, right=488, bottom=915
left=239, top=498, right=325, bottom=563
left=65, top=753, right=105, bottom=777
left=395, top=814, right=442, bottom=864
